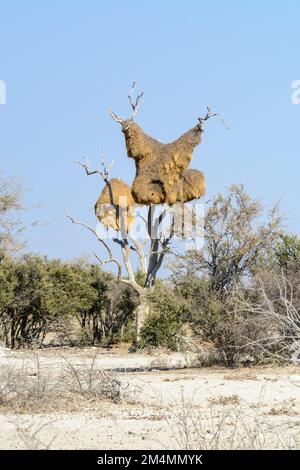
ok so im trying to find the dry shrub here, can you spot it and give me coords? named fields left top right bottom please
left=208, top=394, right=241, bottom=406
left=232, top=271, right=300, bottom=364
left=167, top=394, right=299, bottom=450
left=266, top=398, right=297, bottom=416
left=12, top=418, right=58, bottom=449
left=59, top=354, right=122, bottom=401
left=0, top=353, right=124, bottom=412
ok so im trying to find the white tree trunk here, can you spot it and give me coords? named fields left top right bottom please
left=135, top=293, right=150, bottom=344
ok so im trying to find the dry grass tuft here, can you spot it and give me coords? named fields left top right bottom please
left=266, top=398, right=298, bottom=416
left=0, top=353, right=125, bottom=413
left=208, top=394, right=241, bottom=406
left=167, top=393, right=300, bottom=450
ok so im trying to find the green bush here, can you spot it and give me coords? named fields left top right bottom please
left=0, top=254, right=137, bottom=349
left=140, top=285, right=187, bottom=349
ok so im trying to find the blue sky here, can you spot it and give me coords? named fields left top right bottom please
left=0, top=0, right=299, bottom=261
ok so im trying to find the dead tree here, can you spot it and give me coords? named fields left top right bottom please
left=68, top=83, right=226, bottom=346
left=67, top=157, right=174, bottom=345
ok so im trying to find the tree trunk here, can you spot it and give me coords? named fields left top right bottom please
left=135, top=292, right=150, bottom=345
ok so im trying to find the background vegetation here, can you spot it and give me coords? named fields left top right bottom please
left=1, top=171, right=299, bottom=366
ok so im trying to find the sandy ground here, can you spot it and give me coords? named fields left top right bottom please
left=0, top=346, right=300, bottom=450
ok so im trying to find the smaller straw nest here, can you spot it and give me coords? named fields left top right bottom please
left=95, top=178, right=135, bottom=232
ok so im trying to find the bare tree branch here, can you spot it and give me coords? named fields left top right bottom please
left=76, top=156, right=114, bottom=180
left=128, top=81, right=144, bottom=120
left=109, top=81, right=144, bottom=126
left=198, top=106, right=230, bottom=131
left=144, top=206, right=174, bottom=288
left=65, top=212, right=113, bottom=258
left=120, top=243, right=144, bottom=294
left=72, top=159, right=145, bottom=294
left=93, top=252, right=122, bottom=281
left=108, top=108, right=125, bottom=124
left=131, top=237, right=147, bottom=274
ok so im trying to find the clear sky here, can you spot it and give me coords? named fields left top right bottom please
left=0, top=0, right=299, bottom=261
